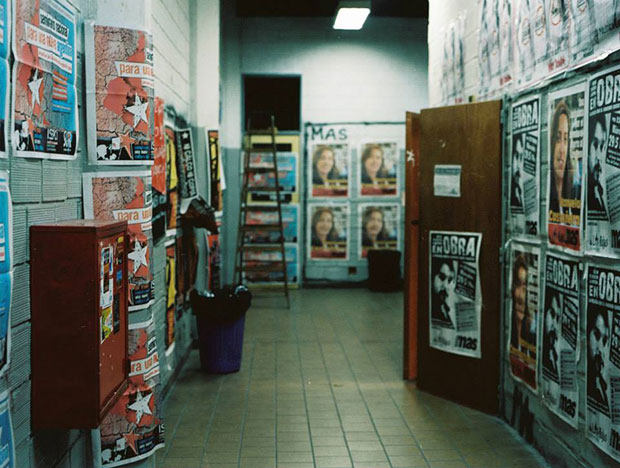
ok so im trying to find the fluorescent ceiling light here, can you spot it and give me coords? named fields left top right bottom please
left=333, top=1, right=370, bottom=30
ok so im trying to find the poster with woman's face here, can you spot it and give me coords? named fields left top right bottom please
left=359, top=204, right=399, bottom=258
left=546, top=83, right=586, bottom=252
left=359, top=142, right=399, bottom=196
left=309, top=143, right=349, bottom=197
left=308, top=203, right=348, bottom=260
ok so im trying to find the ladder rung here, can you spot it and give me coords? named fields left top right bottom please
left=246, top=186, right=279, bottom=192
left=246, top=129, right=277, bottom=136
left=242, top=206, right=279, bottom=212
left=241, top=224, right=281, bottom=231
left=245, top=167, right=276, bottom=173
left=240, top=245, right=282, bottom=252
left=237, top=263, right=285, bottom=273
left=244, top=148, right=275, bottom=153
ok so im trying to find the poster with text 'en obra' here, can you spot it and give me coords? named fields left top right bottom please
left=100, top=318, right=164, bottom=467
left=85, top=24, right=154, bottom=164
left=12, top=0, right=77, bottom=159
left=540, top=250, right=580, bottom=428
left=429, top=231, right=482, bottom=359
left=509, top=95, right=540, bottom=238
left=547, top=83, right=586, bottom=252
left=586, top=263, right=620, bottom=463
left=83, top=171, right=154, bottom=312
left=585, top=64, right=620, bottom=258
left=508, top=241, right=540, bottom=393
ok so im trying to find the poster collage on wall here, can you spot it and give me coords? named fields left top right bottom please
left=478, top=0, right=620, bottom=100
left=306, top=124, right=402, bottom=264
left=505, top=59, right=620, bottom=462
left=242, top=135, right=300, bottom=286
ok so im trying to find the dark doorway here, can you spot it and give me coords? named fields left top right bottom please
left=243, top=75, right=301, bottom=131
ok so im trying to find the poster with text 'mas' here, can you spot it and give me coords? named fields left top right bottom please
left=540, top=250, right=580, bottom=428
left=100, top=318, right=163, bottom=467
left=586, top=264, right=620, bottom=463
left=0, top=0, right=9, bottom=159
left=508, top=241, right=540, bottom=393
left=307, top=203, right=348, bottom=261
left=359, top=203, right=399, bottom=259
left=12, top=0, right=77, bottom=159
left=547, top=83, right=586, bottom=252
left=586, top=64, right=620, bottom=258
left=509, top=95, right=541, bottom=239
left=428, top=231, right=482, bottom=359
left=85, top=23, right=154, bottom=165
left=83, top=171, right=154, bottom=312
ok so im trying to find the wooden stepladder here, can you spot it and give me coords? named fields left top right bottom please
left=234, top=115, right=290, bottom=307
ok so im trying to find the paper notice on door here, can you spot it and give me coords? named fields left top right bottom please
left=434, top=165, right=462, bottom=197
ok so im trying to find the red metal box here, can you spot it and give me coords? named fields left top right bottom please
left=30, top=220, right=129, bottom=429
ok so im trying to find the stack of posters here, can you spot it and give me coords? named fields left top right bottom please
left=0, top=0, right=9, bottom=159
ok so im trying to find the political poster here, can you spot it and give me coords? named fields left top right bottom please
left=540, top=250, right=580, bottom=427
left=545, top=0, right=569, bottom=75
left=0, top=390, right=15, bottom=468
left=208, top=130, right=223, bottom=212
left=175, top=128, right=198, bottom=214
left=568, top=0, right=596, bottom=62
left=508, top=242, right=540, bottom=392
left=309, top=142, right=349, bottom=198
left=244, top=204, right=299, bottom=244
left=83, top=171, right=154, bottom=312
left=85, top=24, right=154, bottom=164
left=244, top=244, right=299, bottom=285
left=428, top=231, right=482, bottom=358
left=308, top=203, right=348, bottom=260
left=12, top=0, right=78, bottom=159
left=585, top=264, right=620, bottom=462
left=0, top=0, right=9, bottom=159
left=0, top=171, right=11, bottom=273
left=165, top=238, right=175, bottom=357
left=248, top=152, right=298, bottom=204
left=0, top=272, right=11, bottom=377
left=585, top=64, right=620, bottom=257
left=100, top=318, right=164, bottom=467
left=478, top=0, right=492, bottom=96
left=510, top=95, right=541, bottom=238
left=165, top=125, right=179, bottom=236
left=547, top=83, right=586, bottom=252
left=151, top=97, right=166, bottom=241
left=359, top=141, right=399, bottom=197
left=514, top=0, right=535, bottom=87
left=499, top=0, right=513, bottom=89
left=359, top=204, right=399, bottom=259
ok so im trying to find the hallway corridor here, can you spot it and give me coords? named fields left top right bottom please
left=156, top=289, right=549, bottom=468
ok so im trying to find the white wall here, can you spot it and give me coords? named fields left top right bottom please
left=428, top=0, right=479, bottom=106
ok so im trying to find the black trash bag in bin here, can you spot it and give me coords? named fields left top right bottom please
left=190, top=285, right=252, bottom=374
left=190, top=285, right=252, bottom=323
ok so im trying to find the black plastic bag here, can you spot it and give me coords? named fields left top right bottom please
left=191, top=285, right=252, bottom=324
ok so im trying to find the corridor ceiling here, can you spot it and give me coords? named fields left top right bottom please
left=236, top=0, right=428, bottom=18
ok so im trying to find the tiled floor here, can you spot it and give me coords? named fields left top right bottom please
left=157, top=289, right=550, bottom=468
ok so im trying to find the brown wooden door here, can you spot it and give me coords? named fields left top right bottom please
left=404, top=112, right=420, bottom=380
left=417, top=101, right=502, bottom=415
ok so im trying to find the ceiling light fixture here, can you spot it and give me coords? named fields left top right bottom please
left=333, top=0, right=371, bottom=30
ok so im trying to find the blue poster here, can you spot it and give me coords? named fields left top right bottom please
left=12, top=0, right=78, bottom=159
left=245, top=204, right=299, bottom=244
left=0, top=172, right=10, bottom=273
left=0, top=273, right=11, bottom=376
left=0, top=0, right=9, bottom=159
left=0, top=390, right=15, bottom=467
